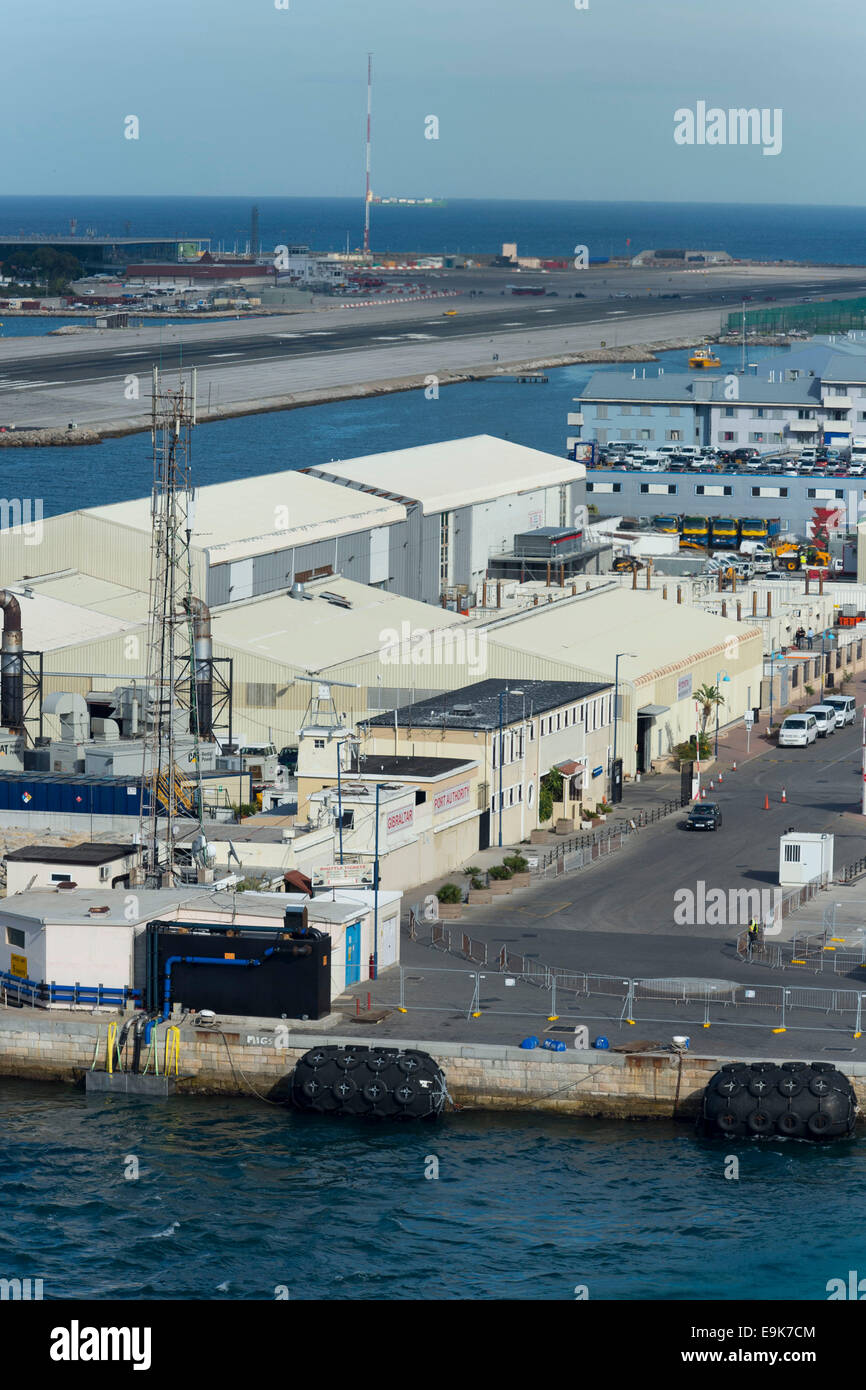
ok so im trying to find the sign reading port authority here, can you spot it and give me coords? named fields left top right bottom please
left=433, top=782, right=471, bottom=815
left=387, top=806, right=414, bottom=836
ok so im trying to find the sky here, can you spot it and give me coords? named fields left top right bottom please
left=2, top=0, right=865, bottom=203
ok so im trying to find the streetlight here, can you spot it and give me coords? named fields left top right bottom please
left=612, top=653, right=635, bottom=802
left=713, top=670, right=732, bottom=758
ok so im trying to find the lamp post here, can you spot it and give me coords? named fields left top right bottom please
left=612, top=652, right=635, bottom=801
left=713, top=669, right=731, bottom=758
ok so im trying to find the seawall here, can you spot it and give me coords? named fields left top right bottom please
left=3, top=1009, right=864, bottom=1119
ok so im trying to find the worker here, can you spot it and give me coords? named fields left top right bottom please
left=807, top=626, right=814, bottom=649
left=747, top=919, right=761, bottom=959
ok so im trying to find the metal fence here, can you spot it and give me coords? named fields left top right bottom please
left=0, top=970, right=140, bottom=1010
left=406, top=912, right=489, bottom=965
left=360, top=959, right=866, bottom=1038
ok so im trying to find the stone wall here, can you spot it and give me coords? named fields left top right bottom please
left=3, top=1008, right=864, bottom=1119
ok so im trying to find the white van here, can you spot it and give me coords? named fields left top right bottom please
left=778, top=714, right=817, bottom=747
left=823, top=694, right=856, bottom=726
left=806, top=704, right=837, bottom=736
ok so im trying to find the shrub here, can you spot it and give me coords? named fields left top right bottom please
left=503, top=854, right=529, bottom=873
left=462, top=865, right=481, bottom=877
left=436, top=882, right=462, bottom=904
left=674, top=734, right=711, bottom=762
left=488, top=864, right=513, bottom=881
left=469, top=877, right=485, bottom=891
left=804, top=683, right=815, bottom=696
left=842, top=669, right=853, bottom=687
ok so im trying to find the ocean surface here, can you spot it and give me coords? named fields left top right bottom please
left=2, top=1078, right=864, bottom=1301
left=1, top=195, right=866, bottom=264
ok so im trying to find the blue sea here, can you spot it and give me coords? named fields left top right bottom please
left=2, top=1078, right=864, bottom=1301
left=1, top=194, right=865, bottom=264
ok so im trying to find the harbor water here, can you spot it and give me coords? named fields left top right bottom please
left=2, top=1078, right=865, bottom=1301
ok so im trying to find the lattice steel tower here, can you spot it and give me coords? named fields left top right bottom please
left=138, top=366, right=202, bottom=884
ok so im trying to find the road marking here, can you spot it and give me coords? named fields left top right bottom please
left=116, top=351, right=146, bottom=357
left=209, top=352, right=243, bottom=358
left=309, top=331, right=334, bottom=336
left=503, top=322, right=524, bottom=326
left=373, top=336, right=403, bottom=341
left=272, top=333, right=301, bottom=339
left=0, top=380, right=66, bottom=390
left=403, top=333, right=434, bottom=340
left=606, top=311, right=627, bottom=316
left=536, top=901, right=574, bottom=918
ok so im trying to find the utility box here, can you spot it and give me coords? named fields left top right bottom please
left=779, top=832, right=834, bottom=888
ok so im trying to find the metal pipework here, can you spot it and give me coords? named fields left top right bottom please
left=0, top=591, right=23, bottom=730
left=184, top=596, right=213, bottom=738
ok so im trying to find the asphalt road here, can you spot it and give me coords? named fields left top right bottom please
left=2, top=267, right=866, bottom=390
left=453, top=715, right=866, bottom=981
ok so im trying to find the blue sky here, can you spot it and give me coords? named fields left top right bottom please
left=2, top=0, right=864, bottom=202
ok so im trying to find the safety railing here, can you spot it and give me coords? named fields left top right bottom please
left=406, top=912, right=489, bottom=966
left=534, top=797, right=686, bottom=877
left=0, top=969, right=140, bottom=1010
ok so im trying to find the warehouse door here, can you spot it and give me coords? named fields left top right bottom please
left=228, top=558, right=254, bottom=602
left=478, top=811, right=490, bottom=851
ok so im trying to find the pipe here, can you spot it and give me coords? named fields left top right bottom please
left=160, top=947, right=280, bottom=1022
left=184, top=596, right=213, bottom=738
left=0, top=591, right=22, bottom=731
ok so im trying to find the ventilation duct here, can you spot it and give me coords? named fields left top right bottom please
left=184, top=596, right=213, bottom=739
left=0, top=591, right=22, bottom=731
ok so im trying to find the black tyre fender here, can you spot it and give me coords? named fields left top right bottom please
left=777, top=1111, right=806, bottom=1137
left=394, top=1081, right=418, bottom=1105
left=808, top=1112, right=832, bottom=1137
left=747, top=1110, right=773, bottom=1134
left=716, top=1111, right=740, bottom=1132
left=777, top=1075, right=804, bottom=1098
left=362, top=1079, right=389, bottom=1104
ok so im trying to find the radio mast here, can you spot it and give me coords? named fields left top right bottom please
left=138, top=366, right=202, bottom=885
left=363, top=53, right=372, bottom=257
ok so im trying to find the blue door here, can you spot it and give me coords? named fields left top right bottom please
left=345, top=922, right=361, bottom=985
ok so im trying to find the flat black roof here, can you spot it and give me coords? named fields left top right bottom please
left=4, top=843, right=135, bottom=865
left=367, top=678, right=611, bottom=731
left=348, top=754, right=474, bottom=779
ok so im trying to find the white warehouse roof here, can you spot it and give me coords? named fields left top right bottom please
left=306, top=435, right=586, bottom=514
left=80, top=470, right=407, bottom=562
left=208, top=574, right=470, bottom=672
left=484, top=588, right=762, bottom=684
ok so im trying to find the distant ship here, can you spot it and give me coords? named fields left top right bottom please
left=688, top=345, right=721, bottom=369
left=371, top=196, right=447, bottom=207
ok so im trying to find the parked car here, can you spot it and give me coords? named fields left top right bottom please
left=805, top=704, right=837, bottom=736
left=685, top=803, right=723, bottom=831
left=822, top=695, right=856, bottom=726
left=778, top=714, right=817, bottom=747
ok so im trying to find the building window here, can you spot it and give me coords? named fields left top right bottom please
left=5, top=927, right=25, bottom=948
left=439, top=511, right=452, bottom=589
left=719, top=431, right=735, bottom=442
left=50, top=873, right=71, bottom=883
left=666, top=429, right=682, bottom=442
left=639, top=429, right=653, bottom=441
left=670, top=407, right=680, bottom=418
left=621, top=405, right=631, bottom=416
left=596, top=405, right=608, bottom=420
left=640, top=406, right=652, bottom=417
left=313, top=738, right=325, bottom=749
left=724, top=407, right=736, bottom=418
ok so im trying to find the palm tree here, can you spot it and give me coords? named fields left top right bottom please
left=694, top=682, right=725, bottom=736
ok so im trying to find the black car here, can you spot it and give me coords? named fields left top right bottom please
left=685, top=802, right=723, bottom=831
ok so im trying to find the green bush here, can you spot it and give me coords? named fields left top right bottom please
left=436, top=882, right=462, bottom=904
left=804, top=683, right=815, bottom=696
left=503, top=854, right=529, bottom=873
left=462, top=865, right=481, bottom=877
left=469, top=877, right=485, bottom=891
left=488, top=864, right=513, bottom=881
left=842, top=670, right=853, bottom=687
left=674, top=734, right=711, bottom=762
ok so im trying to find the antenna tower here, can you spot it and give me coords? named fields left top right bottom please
left=363, top=53, right=372, bottom=256
left=138, top=366, right=202, bottom=884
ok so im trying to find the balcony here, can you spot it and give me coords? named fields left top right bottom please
left=567, top=413, right=584, bottom=426
left=787, top=420, right=819, bottom=433
left=822, top=395, right=853, bottom=409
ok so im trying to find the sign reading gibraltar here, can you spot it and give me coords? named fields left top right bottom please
left=433, top=782, right=471, bottom=815
left=386, top=805, right=414, bottom=835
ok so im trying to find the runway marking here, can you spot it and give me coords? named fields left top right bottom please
left=209, top=352, right=242, bottom=358
left=503, top=322, right=524, bottom=326
left=0, top=379, right=66, bottom=389
left=606, top=311, right=627, bottom=316
left=403, top=333, right=435, bottom=340
left=373, top=336, right=403, bottom=341
left=117, top=351, right=146, bottom=357
left=309, top=331, right=334, bottom=336
left=272, top=333, right=301, bottom=339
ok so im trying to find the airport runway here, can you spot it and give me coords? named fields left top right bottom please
left=2, top=263, right=864, bottom=434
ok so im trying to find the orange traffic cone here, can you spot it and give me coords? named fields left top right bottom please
left=709, top=779, right=714, bottom=791
left=781, top=787, right=787, bottom=803
left=718, top=772, right=723, bottom=783
left=732, top=761, right=737, bottom=772
left=700, top=787, right=706, bottom=800
left=763, top=794, right=770, bottom=810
